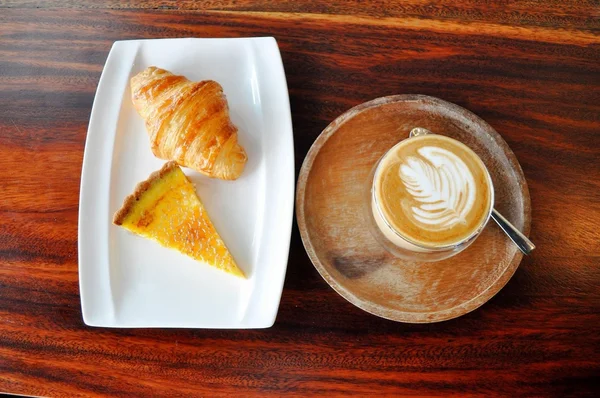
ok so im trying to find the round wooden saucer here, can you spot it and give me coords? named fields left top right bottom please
left=296, top=95, right=531, bottom=323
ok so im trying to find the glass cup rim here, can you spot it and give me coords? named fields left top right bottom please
left=371, top=134, right=495, bottom=251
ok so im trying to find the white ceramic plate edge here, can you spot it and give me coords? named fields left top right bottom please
left=238, top=38, right=295, bottom=328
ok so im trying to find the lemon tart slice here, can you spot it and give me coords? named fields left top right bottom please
left=113, top=161, right=244, bottom=278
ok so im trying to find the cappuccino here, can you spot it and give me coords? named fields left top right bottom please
left=372, top=134, right=493, bottom=250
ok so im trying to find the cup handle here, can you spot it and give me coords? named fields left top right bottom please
left=409, top=127, right=433, bottom=138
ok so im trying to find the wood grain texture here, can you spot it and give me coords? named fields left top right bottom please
left=1, top=1, right=599, bottom=396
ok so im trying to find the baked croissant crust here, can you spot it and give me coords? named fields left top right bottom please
left=130, top=67, right=247, bottom=180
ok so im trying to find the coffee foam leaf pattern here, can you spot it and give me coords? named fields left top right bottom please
left=399, top=147, right=476, bottom=231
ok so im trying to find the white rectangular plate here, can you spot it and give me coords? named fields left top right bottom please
left=79, top=38, right=294, bottom=328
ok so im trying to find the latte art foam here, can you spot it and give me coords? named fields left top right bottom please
left=373, top=135, right=493, bottom=248
left=399, top=146, right=476, bottom=231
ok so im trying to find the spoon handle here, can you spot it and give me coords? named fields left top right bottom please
left=491, top=208, right=535, bottom=255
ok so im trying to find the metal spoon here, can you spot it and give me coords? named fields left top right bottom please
left=409, top=127, right=535, bottom=255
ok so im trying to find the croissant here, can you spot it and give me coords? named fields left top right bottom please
left=130, top=67, right=247, bottom=180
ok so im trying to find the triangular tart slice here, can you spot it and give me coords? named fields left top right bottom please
left=113, top=161, right=244, bottom=278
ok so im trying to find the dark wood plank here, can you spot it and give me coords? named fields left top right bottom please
left=0, top=4, right=599, bottom=397
left=1, top=0, right=599, bottom=33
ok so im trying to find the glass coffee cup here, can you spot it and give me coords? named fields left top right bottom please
left=366, top=128, right=494, bottom=262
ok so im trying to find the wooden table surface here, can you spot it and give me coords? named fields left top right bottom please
left=1, top=1, right=599, bottom=396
